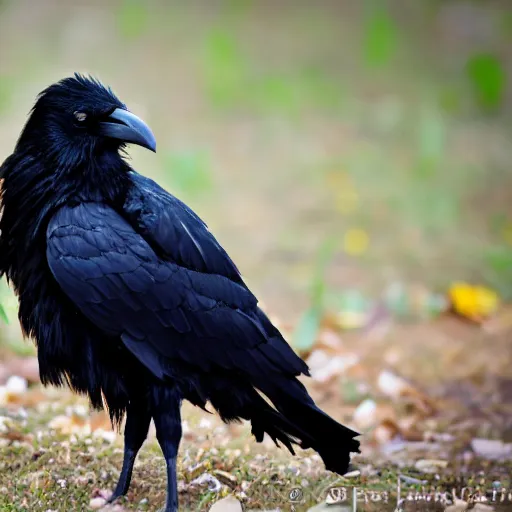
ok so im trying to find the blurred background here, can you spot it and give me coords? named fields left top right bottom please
left=1, top=1, right=512, bottom=510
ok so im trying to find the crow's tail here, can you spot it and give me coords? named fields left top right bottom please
left=252, top=376, right=360, bottom=475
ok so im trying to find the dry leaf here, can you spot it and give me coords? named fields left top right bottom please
left=213, top=470, right=237, bottom=487
left=307, top=349, right=359, bottom=384
left=374, top=418, right=401, bottom=444
left=449, top=282, right=499, bottom=322
left=377, top=370, right=436, bottom=416
left=191, top=473, right=222, bottom=492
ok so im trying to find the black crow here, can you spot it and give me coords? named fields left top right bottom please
left=0, top=75, right=360, bottom=511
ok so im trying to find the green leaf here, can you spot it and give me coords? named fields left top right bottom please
left=292, top=307, right=321, bottom=354
left=117, top=0, right=148, bottom=40
left=466, top=53, right=506, bottom=110
left=363, top=7, right=398, bottom=67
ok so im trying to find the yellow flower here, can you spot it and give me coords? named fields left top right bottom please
left=449, top=282, right=499, bottom=321
left=343, top=228, right=369, bottom=256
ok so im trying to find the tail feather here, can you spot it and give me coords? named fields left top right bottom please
left=206, top=372, right=360, bottom=476
left=254, top=376, right=360, bottom=475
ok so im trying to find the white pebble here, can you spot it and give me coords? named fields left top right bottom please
left=89, top=497, right=106, bottom=509
left=353, top=399, right=377, bottom=429
left=6, top=375, right=28, bottom=395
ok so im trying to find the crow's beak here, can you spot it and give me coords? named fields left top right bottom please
left=99, top=108, right=156, bottom=152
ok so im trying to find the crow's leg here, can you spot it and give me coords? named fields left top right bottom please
left=152, top=387, right=182, bottom=512
left=108, top=401, right=151, bottom=503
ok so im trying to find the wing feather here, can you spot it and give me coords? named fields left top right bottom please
left=47, top=202, right=301, bottom=377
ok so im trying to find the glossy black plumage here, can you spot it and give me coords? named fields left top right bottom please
left=0, top=75, right=360, bottom=511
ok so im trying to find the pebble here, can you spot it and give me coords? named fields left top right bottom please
left=444, top=500, right=469, bottom=512
left=6, top=375, right=28, bottom=394
left=89, top=497, right=107, bottom=509
left=209, top=496, right=243, bottom=512
left=352, top=399, right=377, bottom=429
left=414, top=458, right=448, bottom=473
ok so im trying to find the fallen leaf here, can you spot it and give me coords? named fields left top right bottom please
left=449, top=282, right=499, bottom=322
left=213, top=470, right=237, bottom=487
left=374, top=418, right=401, bottom=444
left=307, top=349, right=359, bottom=384
left=191, top=473, right=222, bottom=493
left=187, top=461, right=210, bottom=481
left=315, top=328, right=344, bottom=353
left=377, top=370, right=436, bottom=416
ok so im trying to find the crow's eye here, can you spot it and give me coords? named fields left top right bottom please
left=74, top=111, right=87, bottom=122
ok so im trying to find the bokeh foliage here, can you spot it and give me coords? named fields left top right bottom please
left=0, top=0, right=511, bottom=351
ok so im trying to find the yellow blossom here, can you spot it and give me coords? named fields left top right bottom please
left=343, top=228, right=369, bottom=256
left=449, top=282, right=499, bottom=321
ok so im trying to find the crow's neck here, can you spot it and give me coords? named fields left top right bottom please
left=0, top=147, right=131, bottom=281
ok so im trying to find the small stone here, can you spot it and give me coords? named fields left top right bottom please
left=89, top=497, right=107, bottom=509
left=352, top=399, right=377, bottom=429
left=471, top=438, right=512, bottom=460
left=414, top=459, right=448, bottom=473
left=198, top=417, right=212, bottom=429
left=444, top=499, right=469, bottom=512
left=209, top=496, right=243, bottom=512
left=93, top=429, right=116, bottom=443
left=6, top=375, right=28, bottom=395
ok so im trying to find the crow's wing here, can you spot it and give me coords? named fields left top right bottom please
left=123, top=172, right=245, bottom=285
left=46, top=200, right=307, bottom=380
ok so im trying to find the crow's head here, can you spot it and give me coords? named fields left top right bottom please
left=17, top=74, right=156, bottom=158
